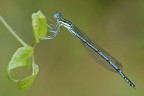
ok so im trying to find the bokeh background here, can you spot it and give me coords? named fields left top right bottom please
left=0, top=0, right=144, bottom=96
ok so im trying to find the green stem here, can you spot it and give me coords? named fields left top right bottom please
left=0, top=16, right=27, bottom=46
left=31, top=40, right=37, bottom=48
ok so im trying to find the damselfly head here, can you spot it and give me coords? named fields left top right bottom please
left=54, top=12, right=62, bottom=19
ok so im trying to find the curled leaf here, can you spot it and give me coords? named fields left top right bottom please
left=7, top=46, right=39, bottom=91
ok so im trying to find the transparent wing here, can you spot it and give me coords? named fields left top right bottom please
left=72, top=26, right=123, bottom=72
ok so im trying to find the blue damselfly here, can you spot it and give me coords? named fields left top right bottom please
left=43, top=13, right=136, bottom=89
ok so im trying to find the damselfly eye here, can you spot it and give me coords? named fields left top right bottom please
left=54, top=13, right=62, bottom=19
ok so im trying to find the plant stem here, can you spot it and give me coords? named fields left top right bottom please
left=0, top=16, right=27, bottom=46
left=31, top=40, right=37, bottom=48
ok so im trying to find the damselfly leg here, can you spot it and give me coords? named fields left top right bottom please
left=41, top=19, right=60, bottom=40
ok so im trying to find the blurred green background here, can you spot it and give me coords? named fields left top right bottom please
left=0, top=0, right=144, bottom=96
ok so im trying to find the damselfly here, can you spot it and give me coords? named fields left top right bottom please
left=43, top=12, right=136, bottom=89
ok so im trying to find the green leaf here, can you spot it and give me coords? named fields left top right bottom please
left=7, top=46, right=39, bottom=91
left=18, top=64, right=39, bottom=91
left=32, top=10, right=47, bottom=43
